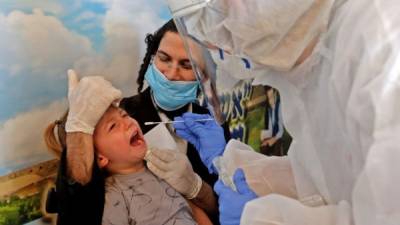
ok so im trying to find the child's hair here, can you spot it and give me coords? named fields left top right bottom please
left=44, top=111, right=68, bottom=158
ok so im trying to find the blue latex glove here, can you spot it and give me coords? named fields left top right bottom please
left=214, top=169, right=258, bottom=225
left=174, top=112, right=226, bottom=174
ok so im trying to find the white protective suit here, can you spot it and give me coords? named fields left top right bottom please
left=168, top=0, right=400, bottom=224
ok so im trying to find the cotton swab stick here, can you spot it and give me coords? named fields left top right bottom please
left=144, top=118, right=214, bottom=126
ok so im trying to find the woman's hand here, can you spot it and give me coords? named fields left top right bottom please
left=261, top=137, right=277, bottom=147
left=145, top=148, right=202, bottom=199
left=66, top=69, right=122, bottom=134
left=214, top=169, right=258, bottom=225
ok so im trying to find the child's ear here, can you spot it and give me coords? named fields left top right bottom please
left=97, top=153, right=109, bottom=169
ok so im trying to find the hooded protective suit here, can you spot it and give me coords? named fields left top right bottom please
left=167, top=0, right=400, bottom=224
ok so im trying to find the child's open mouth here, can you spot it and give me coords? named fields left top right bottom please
left=130, top=130, right=144, bottom=147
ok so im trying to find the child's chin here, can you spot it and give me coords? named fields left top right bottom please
left=138, top=145, right=148, bottom=155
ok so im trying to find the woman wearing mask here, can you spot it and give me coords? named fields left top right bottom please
left=47, top=19, right=229, bottom=225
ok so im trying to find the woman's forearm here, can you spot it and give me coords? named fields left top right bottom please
left=191, top=180, right=218, bottom=215
left=66, top=132, right=94, bottom=185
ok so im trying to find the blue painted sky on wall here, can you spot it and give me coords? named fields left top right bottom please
left=0, top=0, right=171, bottom=175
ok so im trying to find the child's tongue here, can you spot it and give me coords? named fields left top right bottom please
left=130, top=133, right=143, bottom=147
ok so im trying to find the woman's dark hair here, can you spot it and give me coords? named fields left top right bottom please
left=136, top=19, right=178, bottom=93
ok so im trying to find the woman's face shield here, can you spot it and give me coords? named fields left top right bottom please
left=173, top=17, right=225, bottom=124
left=173, top=17, right=253, bottom=125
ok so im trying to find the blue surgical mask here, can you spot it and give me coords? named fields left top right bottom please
left=144, top=63, right=199, bottom=111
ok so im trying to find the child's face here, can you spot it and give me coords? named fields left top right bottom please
left=93, top=106, right=147, bottom=170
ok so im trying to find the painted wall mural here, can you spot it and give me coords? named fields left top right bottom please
left=0, top=1, right=171, bottom=224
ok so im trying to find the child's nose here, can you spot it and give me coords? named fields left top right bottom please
left=123, top=118, right=134, bottom=130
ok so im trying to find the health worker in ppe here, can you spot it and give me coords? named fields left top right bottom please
left=47, top=19, right=230, bottom=225
left=166, top=0, right=400, bottom=224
